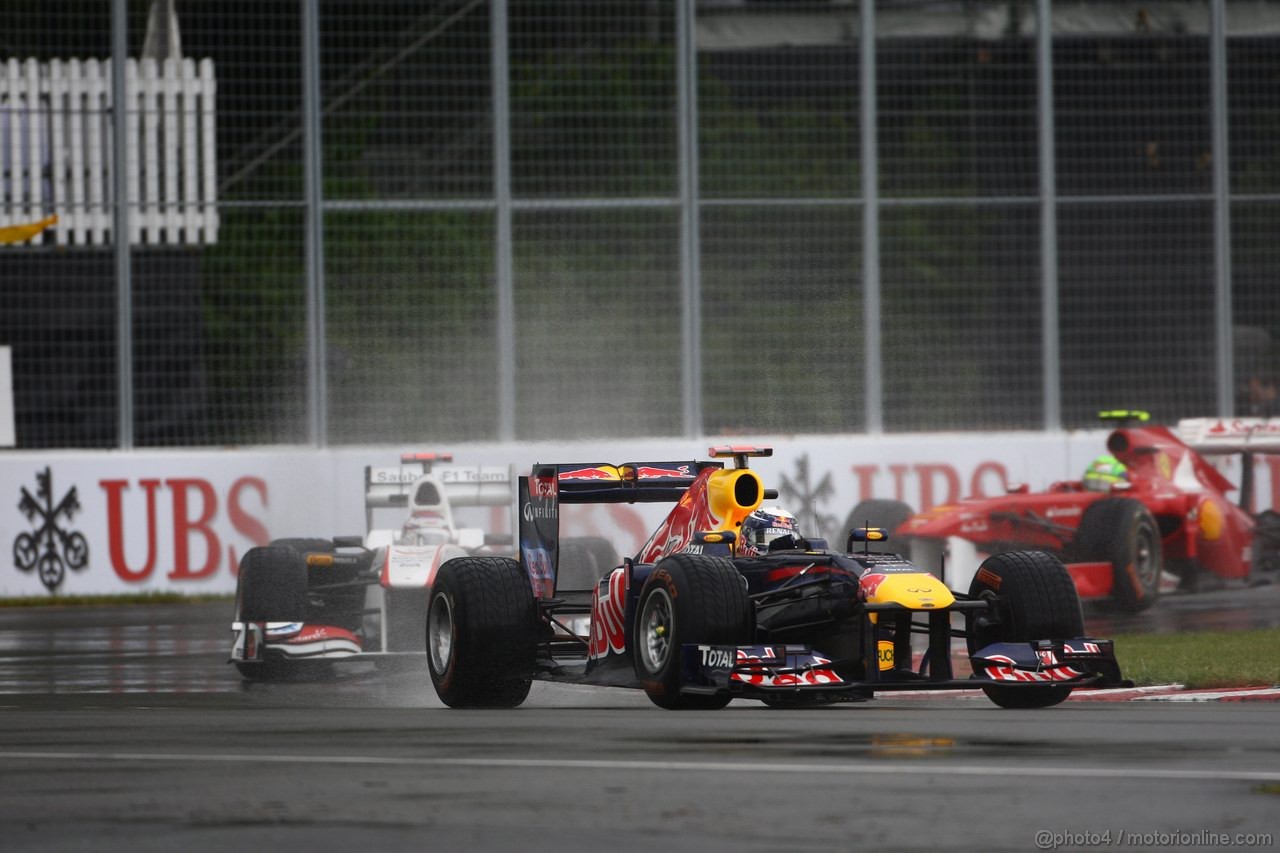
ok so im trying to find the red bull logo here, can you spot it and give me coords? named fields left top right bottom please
left=559, top=466, right=621, bottom=481
left=634, top=465, right=691, bottom=479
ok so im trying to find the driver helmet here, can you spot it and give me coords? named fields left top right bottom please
left=1083, top=454, right=1129, bottom=492
left=738, top=506, right=800, bottom=557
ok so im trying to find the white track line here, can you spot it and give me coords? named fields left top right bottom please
left=1133, top=688, right=1280, bottom=702
left=2, top=750, right=1278, bottom=783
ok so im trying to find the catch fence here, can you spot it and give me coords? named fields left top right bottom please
left=2, top=0, right=1278, bottom=449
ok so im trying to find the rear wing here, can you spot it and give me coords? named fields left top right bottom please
left=364, top=457, right=512, bottom=531
left=545, top=460, right=721, bottom=504
left=516, top=453, right=779, bottom=597
left=515, top=459, right=720, bottom=598
left=1176, top=418, right=1280, bottom=455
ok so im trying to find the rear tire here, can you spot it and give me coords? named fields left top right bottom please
left=968, top=550, right=1083, bottom=709
left=427, top=557, right=537, bottom=708
left=1072, top=498, right=1162, bottom=612
left=633, top=554, right=754, bottom=710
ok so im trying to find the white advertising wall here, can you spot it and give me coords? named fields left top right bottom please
left=0, top=346, right=14, bottom=448
left=0, top=429, right=1185, bottom=597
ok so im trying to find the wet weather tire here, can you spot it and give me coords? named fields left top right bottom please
left=1072, top=498, right=1162, bottom=612
left=968, top=550, right=1083, bottom=709
left=427, top=557, right=537, bottom=708
left=269, top=538, right=335, bottom=555
left=558, top=536, right=619, bottom=591
left=844, top=499, right=915, bottom=557
left=238, top=546, right=307, bottom=623
left=634, top=554, right=754, bottom=710
left=234, top=546, right=311, bottom=683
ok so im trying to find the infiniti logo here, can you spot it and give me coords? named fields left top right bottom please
left=522, top=501, right=556, bottom=522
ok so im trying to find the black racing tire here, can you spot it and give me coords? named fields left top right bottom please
left=571, top=536, right=620, bottom=575
left=843, top=499, right=915, bottom=556
left=1250, top=509, right=1280, bottom=577
left=269, top=538, right=335, bottom=555
left=633, top=554, right=755, bottom=710
left=967, top=550, right=1083, bottom=710
left=427, top=556, right=537, bottom=708
left=238, top=546, right=307, bottom=623
left=1071, top=498, right=1162, bottom=612
left=557, top=538, right=604, bottom=591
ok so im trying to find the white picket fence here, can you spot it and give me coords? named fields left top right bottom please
left=0, top=56, right=218, bottom=246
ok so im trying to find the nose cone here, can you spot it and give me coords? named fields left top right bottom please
left=863, top=573, right=956, bottom=609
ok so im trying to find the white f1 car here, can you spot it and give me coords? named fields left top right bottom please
left=230, top=453, right=513, bottom=680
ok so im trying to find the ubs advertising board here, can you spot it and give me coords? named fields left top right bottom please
left=0, top=430, right=1156, bottom=598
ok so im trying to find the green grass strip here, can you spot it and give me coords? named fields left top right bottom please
left=1113, top=627, right=1280, bottom=689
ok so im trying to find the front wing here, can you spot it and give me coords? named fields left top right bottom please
left=679, top=639, right=1127, bottom=700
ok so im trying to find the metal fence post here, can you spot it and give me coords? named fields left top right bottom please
left=302, top=0, right=327, bottom=446
left=1211, top=0, right=1233, bottom=417
left=861, top=0, right=881, bottom=433
left=112, top=0, right=133, bottom=449
left=492, top=0, right=515, bottom=442
left=678, top=0, right=702, bottom=438
left=1037, top=0, right=1061, bottom=430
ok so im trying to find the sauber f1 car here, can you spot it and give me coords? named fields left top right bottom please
left=423, top=447, right=1126, bottom=710
left=895, top=412, right=1280, bottom=613
left=230, top=453, right=512, bottom=680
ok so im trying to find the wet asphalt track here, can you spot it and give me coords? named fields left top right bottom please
left=0, top=586, right=1277, bottom=852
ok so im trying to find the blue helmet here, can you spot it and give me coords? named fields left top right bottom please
left=738, top=505, right=800, bottom=557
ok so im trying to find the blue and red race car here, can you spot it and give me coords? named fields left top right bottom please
left=422, top=446, right=1126, bottom=710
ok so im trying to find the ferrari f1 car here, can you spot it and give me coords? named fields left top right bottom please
left=889, top=412, right=1280, bottom=613
left=229, top=453, right=513, bottom=680
left=423, top=446, right=1126, bottom=710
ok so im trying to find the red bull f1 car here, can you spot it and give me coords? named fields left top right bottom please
left=423, top=446, right=1126, bottom=710
left=897, top=412, right=1280, bottom=613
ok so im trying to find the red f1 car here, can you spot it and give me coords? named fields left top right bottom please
left=421, top=446, right=1125, bottom=710
left=886, top=412, right=1280, bottom=613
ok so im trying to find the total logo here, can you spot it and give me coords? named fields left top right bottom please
left=531, top=476, right=558, bottom=498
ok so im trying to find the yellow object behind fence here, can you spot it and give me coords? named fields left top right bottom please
left=0, top=215, right=58, bottom=245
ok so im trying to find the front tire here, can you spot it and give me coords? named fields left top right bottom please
left=427, top=557, right=537, bottom=708
left=238, top=546, right=307, bottom=623
left=269, top=537, right=335, bottom=555
left=1072, top=498, right=1162, bottom=612
left=234, top=546, right=310, bottom=683
left=968, top=550, right=1083, bottom=709
left=843, top=499, right=915, bottom=557
left=633, top=554, right=754, bottom=710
